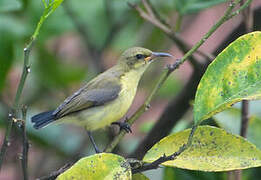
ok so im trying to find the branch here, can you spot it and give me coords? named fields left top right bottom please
left=132, top=125, right=197, bottom=174
left=0, top=39, right=34, bottom=171
left=0, top=114, right=13, bottom=171
left=20, top=106, right=29, bottom=180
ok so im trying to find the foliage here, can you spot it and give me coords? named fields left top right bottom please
left=1, top=0, right=261, bottom=180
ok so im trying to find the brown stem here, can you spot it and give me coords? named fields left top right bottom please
left=234, top=1, right=252, bottom=179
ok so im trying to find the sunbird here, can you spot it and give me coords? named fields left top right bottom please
left=31, top=47, right=172, bottom=152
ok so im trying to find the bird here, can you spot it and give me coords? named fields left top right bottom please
left=31, top=47, right=172, bottom=153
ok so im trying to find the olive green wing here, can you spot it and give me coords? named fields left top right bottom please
left=53, top=78, right=121, bottom=118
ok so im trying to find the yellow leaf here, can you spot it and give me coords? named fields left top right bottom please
left=143, top=126, right=261, bottom=171
left=57, top=153, right=131, bottom=180
left=194, top=31, right=261, bottom=123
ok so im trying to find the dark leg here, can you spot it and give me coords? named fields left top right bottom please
left=87, top=131, right=101, bottom=153
left=111, top=122, right=132, bottom=133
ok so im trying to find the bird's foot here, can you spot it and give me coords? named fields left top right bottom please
left=87, top=131, right=102, bottom=153
left=112, top=122, right=132, bottom=133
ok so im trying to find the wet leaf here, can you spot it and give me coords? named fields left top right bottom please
left=143, top=126, right=261, bottom=171
left=57, top=153, right=131, bottom=180
left=194, top=32, right=261, bottom=124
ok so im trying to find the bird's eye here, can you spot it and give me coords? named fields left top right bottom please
left=136, top=54, right=144, bottom=59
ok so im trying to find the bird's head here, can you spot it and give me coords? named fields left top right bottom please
left=118, top=47, right=172, bottom=71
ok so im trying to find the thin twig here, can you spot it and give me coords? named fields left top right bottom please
left=132, top=125, right=197, bottom=174
left=20, top=106, right=29, bottom=180
left=234, top=100, right=249, bottom=180
left=241, top=101, right=250, bottom=137
left=0, top=113, right=13, bottom=170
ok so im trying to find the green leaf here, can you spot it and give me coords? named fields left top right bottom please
left=32, top=0, right=64, bottom=39
left=57, top=153, right=132, bottom=180
left=194, top=31, right=261, bottom=124
left=173, top=0, right=227, bottom=15
left=132, top=173, right=150, bottom=180
left=43, top=0, right=64, bottom=18
left=143, top=126, right=261, bottom=171
left=0, top=0, right=22, bottom=12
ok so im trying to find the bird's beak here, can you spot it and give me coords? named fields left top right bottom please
left=144, top=52, right=173, bottom=62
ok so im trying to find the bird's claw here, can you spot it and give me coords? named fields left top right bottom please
left=112, top=122, right=132, bottom=133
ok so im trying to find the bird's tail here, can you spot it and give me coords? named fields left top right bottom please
left=31, top=110, right=55, bottom=129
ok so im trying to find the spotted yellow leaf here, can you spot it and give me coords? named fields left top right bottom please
left=194, top=31, right=261, bottom=124
left=143, top=126, right=261, bottom=171
left=57, top=153, right=131, bottom=180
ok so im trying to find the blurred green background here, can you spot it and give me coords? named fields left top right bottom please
left=0, top=0, right=261, bottom=179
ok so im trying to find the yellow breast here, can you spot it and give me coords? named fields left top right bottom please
left=60, top=69, right=143, bottom=131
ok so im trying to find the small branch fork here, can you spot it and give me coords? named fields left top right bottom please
left=131, top=125, right=197, bottom=174
left=0, top=39, right=34, bottom=172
